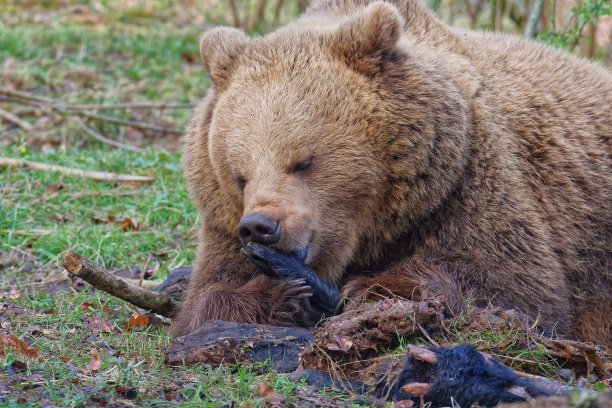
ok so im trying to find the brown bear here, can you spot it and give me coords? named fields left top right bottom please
left=173, top=0, right=612, bottom=347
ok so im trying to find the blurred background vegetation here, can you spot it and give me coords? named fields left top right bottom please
left=1, top=0, right=610, bottom=60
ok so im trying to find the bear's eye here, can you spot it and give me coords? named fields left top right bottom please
left=289, top=156, right=313, bottom=174
left=232, top=175, right=247, bottom=190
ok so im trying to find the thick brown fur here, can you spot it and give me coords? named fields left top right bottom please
left=173, top=0, right=612, bottom=347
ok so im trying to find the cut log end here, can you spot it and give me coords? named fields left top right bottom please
left=63, top=251, right=84, bottom=275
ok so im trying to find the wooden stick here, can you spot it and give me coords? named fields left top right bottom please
left=78, top=120, right=145, bottom=153
left=0, top=229, right=51, bottom=236
left=63, top=251, right=178, bottom=317
left=77, top=111, right=182, bottom=135
left=0, top=107, right=33, bottom=131
left=0, top=86, right=53, bottom=103
left=0, top=95, right=194, bottom=111
left=58, top=102, right=196, bottom=111
left=0, top=87, right=186, bottom=134
left=0, top=157, right=155, bottom=184
left=138, top=255, right=153, bottom=287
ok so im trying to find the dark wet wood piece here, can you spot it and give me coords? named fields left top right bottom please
left=163, top=320, right=314, bottom=372
left=155, top=266, right=192, bottom=302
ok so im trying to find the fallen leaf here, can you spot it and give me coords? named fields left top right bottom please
left=116, top=386, right=137, bottom=399
left=390, top=401, right=415, bottom=408
left=0, top=289, right=22, bottom=300
left=124, top=313, right=149, bottom=330
left=92, top=215, right=110, bottom=224
left=86, top=348, right=102, bottom=373
left=120, top=218, right=133, bottom=230
left=91, top=215, right=140, bottom=230
left=80, top=302, right=97, bottom=311
left=0, top=333, right=40, bottom=359
left=181, top=53, right=196, bottom=64
left=327, top=335, right=353, bottom=353
left=41, top=184, right=62, bottom=202
left=84, top=317, right=115, bottom=333
left=257, top=383, right=286, bottom=406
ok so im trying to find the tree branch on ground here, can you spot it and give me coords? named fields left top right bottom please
left=0, top=107, right=33, bottom=132
left=63, top=251, right=178, bottom=317
left=78, top=119, right=145, bottom=153
left=0, top=157, right=155, bottom=184
left=0, top=86, right=187, bottom=135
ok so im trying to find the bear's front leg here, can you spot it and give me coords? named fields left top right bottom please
left=342, top=257, right=464, bottom=312
left=172, top=274, right=314, bottom=336
left=172, top=226, right=315, bottom=337
left=342, top=255, right=571, bottom=336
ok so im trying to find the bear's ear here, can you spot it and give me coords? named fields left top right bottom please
left=327, top=2, right=403, bottom=75
left=200, top=27, right=250, bottom=89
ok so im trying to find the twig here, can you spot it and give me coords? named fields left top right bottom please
left=524, top=0, right=546, bottom=38
left=0, top=107, right=33, bottom=131
left=56, top=102, right=196, bottom=111
left=0, top=87, right=186, bottom=134
left=31, top=4, right=88, bottom=22
left=417, top=323, right=440, bottom=347
left=138, top=255, right=153, bottom=288
left=63, top=251, right=178, bottom=317
left=0, top=229, right=51, bottom=236
left=78, top=119, right=145, bottom=153
left=0, top=157, right=155, bottom=184
left=65, top=189, right=142, bottom=198
left=77, top=111, right=182, bottom=135
left=0, top=95, right=194, bottom=111
left=0, top=86, right=53, bottom=103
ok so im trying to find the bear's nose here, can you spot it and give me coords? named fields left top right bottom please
left=238, top=213, right=281, bottom=246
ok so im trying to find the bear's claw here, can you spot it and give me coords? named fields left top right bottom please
left=242, top=243, right=340, bottom=321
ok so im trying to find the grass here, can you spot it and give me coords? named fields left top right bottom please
left=0, top=2, right=351, bottom=406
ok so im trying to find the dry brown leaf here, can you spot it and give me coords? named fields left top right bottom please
left=87, top=348, right=102, bottom=373
left=390, top=401, right=415, bottom=408
left=124, top=313, right=149, bottom=330
left=80, top=302, right=96, bottom=311
left=0, top=333, right=40, bottom=359
left=84, top=317, right=115, bottom=333
left=257, top=383, right=286, bottom=406
left=0, top=289, right=22, bottom=300
left=327, top=335, right=353, bottom=353
left=91, top=215, right=140, bottom=231
left=41, top=184, right=62, bottom=202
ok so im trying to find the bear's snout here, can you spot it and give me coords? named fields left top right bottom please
left=238, top=213, right=281, bottom=246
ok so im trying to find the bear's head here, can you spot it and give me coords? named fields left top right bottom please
left=190, top=2, right=470, bottom=282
